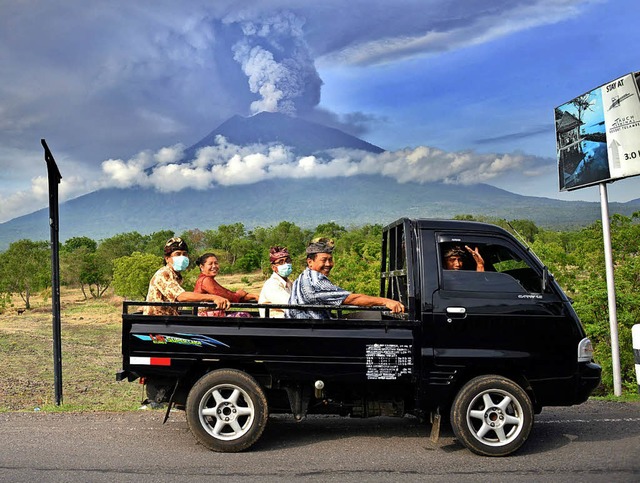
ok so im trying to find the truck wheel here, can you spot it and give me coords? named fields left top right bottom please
left=186, top=369, right=268, bottom=452
left=450, top=375, right=533, bottom=457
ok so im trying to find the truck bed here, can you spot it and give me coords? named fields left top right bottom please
left=120, top=302, right=421, bottom=385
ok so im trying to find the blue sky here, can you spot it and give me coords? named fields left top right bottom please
left=1, top=0, right=639, bottom=223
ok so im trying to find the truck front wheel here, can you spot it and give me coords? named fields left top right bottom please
left=186, top=369, right=268, bottom=452
left=450, top=375, right=533, bottom=457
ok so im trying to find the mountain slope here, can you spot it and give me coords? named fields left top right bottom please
left=2, top=175, right=639, bottom=250
left=184, top=111, right=384, bottom=159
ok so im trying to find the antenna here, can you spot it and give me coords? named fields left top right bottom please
left=506, top=221, right=531, bottom=251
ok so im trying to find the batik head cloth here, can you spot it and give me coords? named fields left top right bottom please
left=443, top=246, right=465, bottom=258
left=164, top=237, right=188, bottom=256
left=269, top=246, right=290, bottom=263
left=305, top=237, right=335, bottom=255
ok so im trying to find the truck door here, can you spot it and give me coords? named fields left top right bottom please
left=429, top=233, right=580, bottom=383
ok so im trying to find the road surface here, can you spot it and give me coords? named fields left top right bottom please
left=1, top=400, right=638, bottom=482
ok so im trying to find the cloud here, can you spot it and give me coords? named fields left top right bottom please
left=313, top=0, right=592, bottom=66
left=95, top=138, right=549, bottom=193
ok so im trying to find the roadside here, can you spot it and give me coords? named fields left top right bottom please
left=0, top=274, right=265, bottom=412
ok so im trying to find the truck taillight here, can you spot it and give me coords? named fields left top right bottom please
left=577, top=338, right=594, bottom=362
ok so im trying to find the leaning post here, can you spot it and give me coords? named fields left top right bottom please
left=42, top=139, right=63, bottom=405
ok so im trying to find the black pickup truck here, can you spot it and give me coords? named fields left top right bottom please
left=117, top=218, right=601, bottom=456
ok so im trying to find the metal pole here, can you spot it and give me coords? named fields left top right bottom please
left=42, top=139, right=63, bottom=405
left=599, top=182, right=622, bottom=396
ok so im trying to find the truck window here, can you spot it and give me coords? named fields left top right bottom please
left=438, top=240, right=543, bottom=293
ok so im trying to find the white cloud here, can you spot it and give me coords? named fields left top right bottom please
left=316, top=0, right=593, bottom=66
left=94, top=138, right=548, bottom=192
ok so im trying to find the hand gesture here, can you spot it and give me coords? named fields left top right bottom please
left=465, top=245, right=485, bottom=272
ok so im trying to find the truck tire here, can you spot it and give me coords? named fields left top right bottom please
left=186, top=369, right=268, bottom=452
left=450, top=375, right=533, bottom=457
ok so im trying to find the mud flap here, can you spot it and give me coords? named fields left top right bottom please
left=163, top=379, right=180, bottom=424
left=429, top=409, right=441, bottom=443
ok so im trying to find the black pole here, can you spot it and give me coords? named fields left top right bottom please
left=42, top=139, right=63, bottom=406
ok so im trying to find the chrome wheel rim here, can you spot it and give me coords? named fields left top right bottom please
left=465, top=388, right=525, bottom=447
left=198, top=383, right=256, bottom=441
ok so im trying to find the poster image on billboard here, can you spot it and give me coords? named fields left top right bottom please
left=555, top=72, right=640, bottom=192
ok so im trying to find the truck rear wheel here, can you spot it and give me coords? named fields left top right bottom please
left=450, top=375, right=533, bottom=456
left=186, top=369, right=268, bottom=452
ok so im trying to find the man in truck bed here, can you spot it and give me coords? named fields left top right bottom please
left=287, top=237, right=405, bottom=319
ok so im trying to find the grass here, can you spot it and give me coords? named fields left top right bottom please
left=0, top=273, right=266, bottom=413
left=2, top=277, right=638, bottom=412
left=0, top=289, right=140, bottom=412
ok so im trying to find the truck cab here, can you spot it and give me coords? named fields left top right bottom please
left=381, top=218, right=601, bottom=453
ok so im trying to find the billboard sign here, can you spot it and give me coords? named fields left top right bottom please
left=556, top=72, right=640, bottom=191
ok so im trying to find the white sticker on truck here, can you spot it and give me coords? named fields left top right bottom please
left=366, top=343, right=412, bottom=380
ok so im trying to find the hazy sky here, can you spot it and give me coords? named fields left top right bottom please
left=1, top=0, right=639, bottom=223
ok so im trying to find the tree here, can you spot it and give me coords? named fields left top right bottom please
left=570, top=93, right=596, bottom=125
left=142, top=230, right=176, bottom=257
left=313, top=222, right=347, bottom=240
left=206, top=223, right=250, bottom=265
left=98, top=232, right=146, bottom=260
left=330, top=225, right=382, bottom=295
left=251, top=221, right=310, bottom=272
left=62, top=236, right=97, bottom=253
left=112, top=252, right=162, bottom=299
left=507, top=219, right=539, bottom=244
left=180, top=228, right=208, bottom=255
left=80, top=251, right=112, bottom=298
left=0, top=239, right=50, bottom=309
left=61, top=246, right=91, bottom=298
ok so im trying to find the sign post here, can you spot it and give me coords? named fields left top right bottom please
left=42, top=139, right=63, bottom=405
left=555, top=71, right=640, bottom=397
left=599, top=183, right=622, bottom=396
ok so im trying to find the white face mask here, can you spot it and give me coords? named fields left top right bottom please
left=172, top=255, right=189, bottom=271
left=276, top=263, right=292, bottom=278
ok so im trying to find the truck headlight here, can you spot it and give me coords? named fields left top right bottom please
left=577, top=337, right=594, bottom=362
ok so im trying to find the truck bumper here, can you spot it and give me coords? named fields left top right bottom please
left=575, top=361, right=602, bottom=403
left=530, top=361, right=601, bottom=407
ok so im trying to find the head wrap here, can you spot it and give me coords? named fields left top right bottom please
left=306, top=237, right=335, bottom=255
left=269, top=246, right=290, bottom=263
left=164, top=237, right=188, bottom=256
left=443, top=246, right=465, bottom=258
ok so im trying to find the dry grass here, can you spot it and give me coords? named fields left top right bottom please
left=0, top=272, right=265, bottom=412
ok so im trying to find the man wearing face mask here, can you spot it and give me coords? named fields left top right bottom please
left=258, top=246, right=294, bottom=318
left=143, top=237, right=230, bottom=316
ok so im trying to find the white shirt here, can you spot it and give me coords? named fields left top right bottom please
left=259, top=271, right=293, bottom=318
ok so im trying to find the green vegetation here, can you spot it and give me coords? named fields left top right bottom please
left=2, top=215, right=640, bottom=411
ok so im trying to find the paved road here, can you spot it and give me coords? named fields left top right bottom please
left=1, top=400, right=639, bottom=482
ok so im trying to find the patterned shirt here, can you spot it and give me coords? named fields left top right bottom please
left=143, top=265, right=186, bottom=316
left=258, top=271, right=293, bottom=318
left=286, top=268, right=350, bottom=319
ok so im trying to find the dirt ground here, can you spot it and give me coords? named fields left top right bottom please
left=0, top=272, right=266, bottom=411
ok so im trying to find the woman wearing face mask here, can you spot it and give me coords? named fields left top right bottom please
left=258, top=246, right=294, bottom=318
left=194, top=252, right=259, bottom=317
left=143, top=237, right=230, bottom=316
